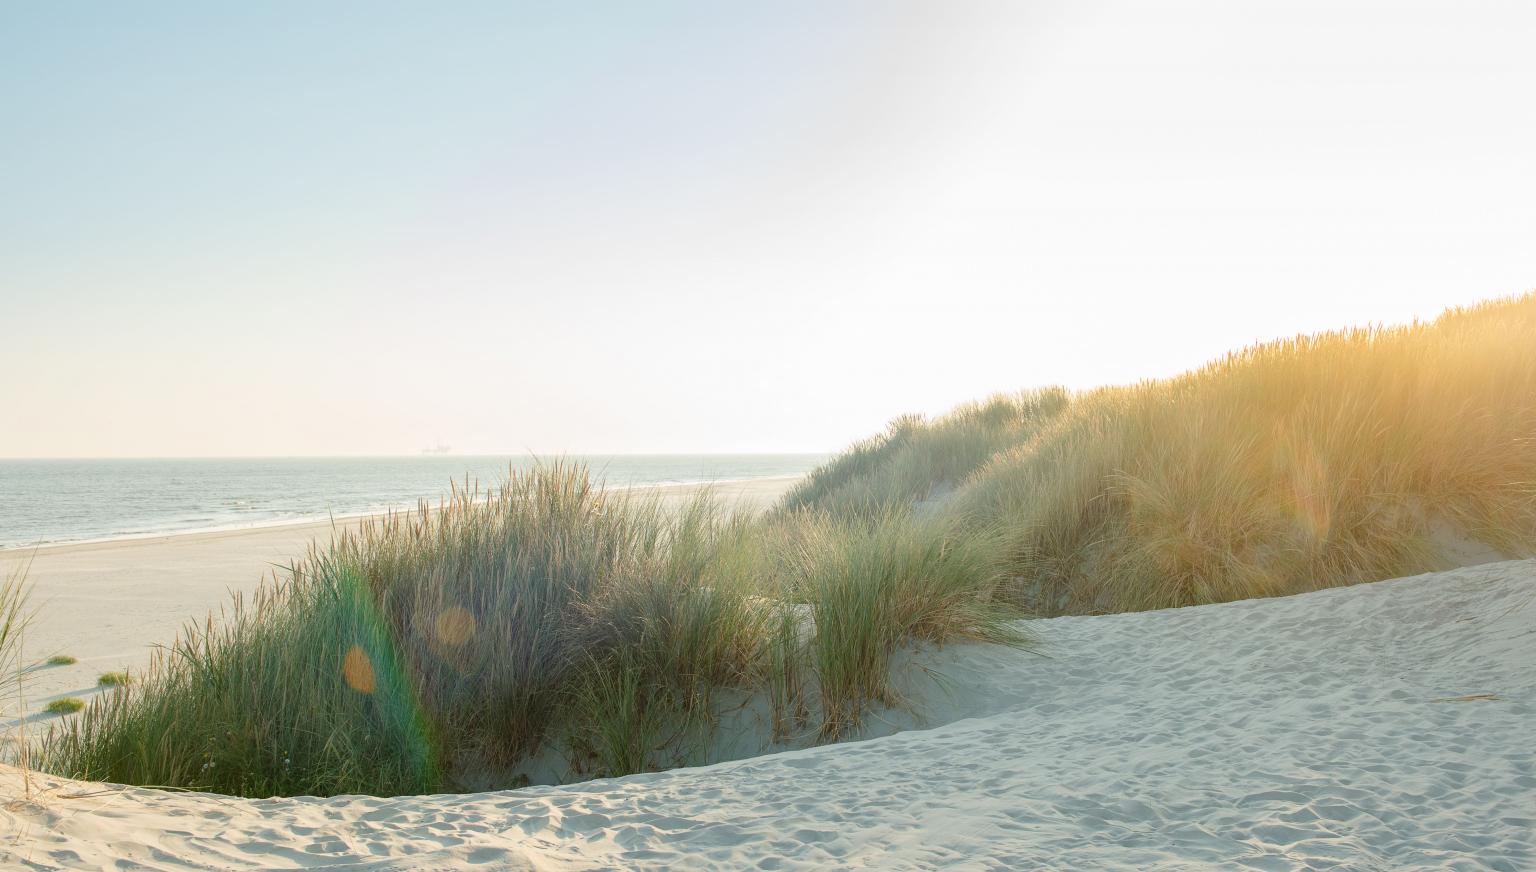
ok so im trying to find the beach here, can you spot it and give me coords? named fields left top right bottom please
left=1, top=476, right=801, bottom=722
left=5, top=558, right=1531, bottom=869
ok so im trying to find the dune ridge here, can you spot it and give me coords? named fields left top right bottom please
left=6, top=559, right=1532, bottom=870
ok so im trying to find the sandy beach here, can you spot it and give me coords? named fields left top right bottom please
left=1, top=476, right=801, bottom=722
left=4, top=558, right=1531, bottom=869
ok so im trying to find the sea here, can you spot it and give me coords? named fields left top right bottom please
left=0, top=455, right=827, bottom=549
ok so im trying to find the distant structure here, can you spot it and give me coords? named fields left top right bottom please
left=421, top=442, right=452, bottom=455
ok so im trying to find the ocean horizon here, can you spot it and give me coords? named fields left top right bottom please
left=0, top=454, right=826, bottom=549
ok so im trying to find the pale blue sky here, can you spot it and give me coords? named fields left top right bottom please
left=3, top=2, right=1533, bottom=457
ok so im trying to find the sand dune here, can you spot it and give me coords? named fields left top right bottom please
left=0, top=476, right=800, bottom=722
left=5, top=559, right=1532, bottom=870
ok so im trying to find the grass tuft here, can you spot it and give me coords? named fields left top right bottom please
left=96, top=672, right=131, bottom=687
left=46, top=654, right=75, bottom=666
left=795, top=513, right=1029, bottom=739
left=45, top=698, right=84, bottom=715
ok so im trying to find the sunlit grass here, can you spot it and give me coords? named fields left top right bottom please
left=45, top=698, right=84, bottom=715
left=781, top=388, right=1070, bottom=517
left=796, top=293, right=1536, bottom=614
left=96, top=672, right=131, bottom=687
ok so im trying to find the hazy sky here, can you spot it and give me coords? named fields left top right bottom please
left=3, top=2, right=1533, bottom=457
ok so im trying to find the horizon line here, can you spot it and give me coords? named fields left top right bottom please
left=0, top=451, right=835, bottom=461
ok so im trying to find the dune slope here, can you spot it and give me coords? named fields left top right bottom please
left=5, top=560, right=1533, bottom=870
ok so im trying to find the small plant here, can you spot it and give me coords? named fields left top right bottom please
left=45, top=697, right=85, bottom=715
left=97, top=672, right=131, bottom=687
left=47, top=654, right=77, bottom=666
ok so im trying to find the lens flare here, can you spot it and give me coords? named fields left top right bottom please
left=434, top=607, right=475, bottom=647
left=342, top=644, right=377, bottom=694
left=1284, top=442, right=1333, bottom=545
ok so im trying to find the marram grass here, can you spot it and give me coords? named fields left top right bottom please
left=793, top=293, right=1536, bottom=615
left=38, top=464, right=1027, bottom=796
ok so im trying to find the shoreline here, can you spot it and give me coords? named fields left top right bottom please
left=0, top=474, right=804, bottom=556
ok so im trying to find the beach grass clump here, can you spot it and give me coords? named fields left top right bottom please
left=39, top=463, right=1028, bottom=796
left=39, top=567, right=438, bottom=797
left=95, top=672, right=130, bottom=687
left=46, top=654, right=75, bottom=666
left=45, top=698, right=84, bottom=715
left=559, top=514, right=785, bottom=776
left=795, top=513, right=1029, bottom=740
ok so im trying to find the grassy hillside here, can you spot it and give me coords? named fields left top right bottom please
left=781, top=388, right=1070, bottom=516
left=789, top=294, right=1536, bottom=614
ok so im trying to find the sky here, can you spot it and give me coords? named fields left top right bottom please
left=2, top=1, right=1533, bottom=458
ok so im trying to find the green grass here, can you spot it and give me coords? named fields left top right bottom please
left=795, top=513, right=1029, bottom=740
left=38, top=463, right=1028, bottom=796
left=46, top=655, right=76, bottom=666
left=45, top=698, right=84, bottom=715
left=96, top=672, right=131, bottom=687
left=792, top=293, right=1536, bottom=615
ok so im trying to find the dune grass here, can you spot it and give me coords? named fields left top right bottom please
left=45, top=655, right=76, bottom=666
left=96, top=672, right=130, bottom=687
left=45, top=698, right=84, bottom=715
left=781, top=388, right=1070, bottom=517
left=792, top=293, right=1536, bottom=615
left=38, top=464, right=1026, bottom=796
left=796, top=514, right=1030, bottom=740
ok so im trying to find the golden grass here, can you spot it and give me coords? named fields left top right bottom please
left=795, top=293, right=1536, bottom=615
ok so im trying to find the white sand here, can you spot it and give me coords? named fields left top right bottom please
left=4, top=559, right=1532, bottom=870
left=0, top=477, right=801, bottom=722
